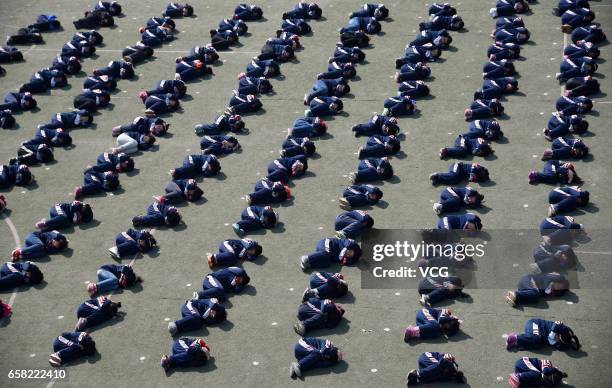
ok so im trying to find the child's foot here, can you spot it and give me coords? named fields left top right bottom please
left=505, top=332, right=517, bottom=350
left=505, top=291, right=516, bottom=307
left=404, top=325, right=419, bottom=342
left=338, top=197, right=351, bottom=210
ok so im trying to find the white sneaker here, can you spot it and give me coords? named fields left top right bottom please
left=433, top=203, right=443, bottom=215
left=489, top=8, right=497, bottom=17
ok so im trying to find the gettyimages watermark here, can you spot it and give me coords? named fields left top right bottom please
left=360, top=228, right=612, bottom=289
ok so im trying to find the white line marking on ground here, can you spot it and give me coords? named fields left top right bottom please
left=1, top=214, right=20, bottom=314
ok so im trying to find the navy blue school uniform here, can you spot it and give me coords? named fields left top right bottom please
left=28, top=14, right=61, bottom=31
left=133, top=203, right=179, bottom=227
left=561, top=8, right=595, bottom=30
left=176, top=60, right=212, bottom=82
left=341, top=184, right=383, bottom=208
left=414, top=308, right=457, bottom=339
left=513, top=273, right=568, bottom=305
left=399, top=44, right=440, bottom=66
left=219, top=18, right=247, bottom=36
left=284, top=2, right=322, bottom=19
left=0, top=46, right=23, bottom=63
left=306, top=79, right=348, bottom=103
left=533, top=243, right=577, bottom=273
left=146, top=80, right=186, bottom=99
left=0, top=164, right=32, bottom=188
left=487, top=42, right=521, bottom=60
left=564, top=76, right=600, bottom=97
left=331, top=45, right=365, bottom=64
left=197, top=267, right=249, bottom=301
left=491, top=0, right=530, bottom=17
left=418, top=276, right=466, bottom=305
left=246, top=59, right=280, bottom=78
left=21, top=69, right=67, bottom=93
left=144, top=94, right=179, bottom=115
left=352, top=115, right=399, bottom=137
left=383, top=95, right=416, bottom=117
left=304, top=238, right=361, bottom=268
left=431, top=162, right=489, bottom=185
left=545, top=113, right=587, bottom=139
left=173, top=298, right=225, bottom=333
left=6, top=28, right=43, bottom=46
left=341, top=17, right=379, bottom=35
left=340, top=30, right=370, bottom=48
left=14, top=143, right=53, bottom=166
left=0, top=110, right=15, bottom=129
left=145, top=17, right=175, bottom=32
left=200, top=135, right=239, bottom=156
left=73, top=89, right=110, bottom=113
left=238, top=76, right=272, bottom=95
left=483, top=60, right=515, bottom=79
left=95, top=1, right=122, bottom=16
left=530, top=161, right=579, bottom=185
left=322, top=61, right=356, bottom=81
left=0, top=92, right=36, bottom=112
left=359, top=135, right=400, bottom=158
left=548, top=186, right=589, bottom=215
left=267, top=155, right=308, bottom=182
left=441, top=136, right=493, bottom=158
left=410, top=29, right=452, bottom=49
left=297, top=298, right=344, bottom=332
left=62, top=40, right=95, bottom=58
left=563, top=42, right=599, bottom=60
left=95, top=60, right=133, bottom=79
left=409, top=352, right=461, bottom=385
left=419, top=15, right=464, bottom=31
left=398, top=81, right=430, bottom=99
left=71, top=31, right=103, bottom=46
left=83, top=75, right=116, bottom=92
left=292, top=338, right=340, bottom=375
left=495, top=16, right=525, bottom=29
left=466, top=119, right=503, bottom=140
left=47, top=110, right=92, bottom=130
left=93, top=152, right=132, bottom=173
left=213, top=238, right=260, bottom=267
left=50, top=332, right=95, bottom=366
left=557, top=0, right=589, bottom=15
left=78, top=169, right=119, bottom=197
left=173, top=154, right=220, bottom=179
left=474, top=77, right=518, bottom=99
left=396, top=62, right=431, bottom=82
left=195, top=114, right=243, bottom=136
left=557, top=57, right=596, bottom=82
left=141, top=28, right=173, bottom=47
left=429, top=3, right=456, bottom=16
left=512, top=319, right=576, bottom=350
left=234, top=4, right=263, bottom=20
left=281, top=137, right=315, bottom=158
left=437, top=187, right=482, bottom=213
left=163, top=2, right=193, bottom=18
left=76, top=297, right=118, bottom=329
left=181, top=45, right=218, bottom=64
left=248, top=178, right=289, bottom=205
left=0, top=261, right=42, bottom=291
left=281, top=19, right=311, bottom=35
left=113, top=116, right=166, bottom=137
left=228, top=92, right=262, bottom=114
left=510, top=357, right=565, bottom=387
left=72, top=9, right=114, bottom=30
left=306, top=272, right=347, bottom=300
left=540, top=216, right=582, bottom=240
left=114, top=229, right=154, bottom=258
left=41, top=201, right=91, bottom=230
left=235, top=206, right=278, bottom=233
left=494, top=27, right=530, bottom=45
left=546, top=137, right=588, bottom=160
left=164, top=338, right=210, bottom=369
left=555, top=96, right=592, bottom=116
left=353, top=158, right=393, bottom=182
left=122, top=43, right=154, bottom=64
left=350, top=3, right=388, bottom=20
left=437, top=213, right=482, bottom=230
left=306, top=96, right=342, bottom=117
left=334, top=210, right=373, bottom=239
left=210, top=29, right=238, bottom=50
left=18, top=231, right=66, bottom=260
left=258, top=39, right=294, bottom=62
left=161, top=179, right=201, bottom=204
left=290, top=117, right=327, bottom=138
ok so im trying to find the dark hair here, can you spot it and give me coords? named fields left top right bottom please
left=333, top=99, right=343, bottom=111
left=188, top=186, right=204, bottom=202
left=213, top=307, right=227, bottom=323
left=28, top=264, right=44, bottom=284
left=252, top=244, right=263, bottom=257
left=367, top=21, right=381, bottom=34
left=303, top=141, right=316, bottom=156
left=81, top=338, right=97, bottom=356
left=55, top=234, right=69, bottom=250
left=364, top=216, right=374, bottom=229
left=575, top=120, right=589, bottom=133
left=336, top=282, right=348, bottom=297
left=37, top=146, right=54, bottom=163
left=183, top=4, right=194, bottom=16
left=80, top=204, right=94, bottom=222
left=165, top=209, right=181, bottom=226
left=443, top=318, right=460, bottom=336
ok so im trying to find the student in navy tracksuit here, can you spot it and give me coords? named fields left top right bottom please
left=352, top=115, right=400, bottom=137
left=132, top=202, right=181, bottom=228
left=532, top=243, right=577, bottom=273
left=246, top=178, right=291, bottom=205
left=528, top=161, right=581, bottom=185
left=440, top=136, right=494, bottom=159
left=179, top=45, right=218, bottom=65
left=542, top=138, right=588, bottom=160
left=5, top=28, right=43, bottom=46
left=49, top=332, right=96, bottom=367
left=155, top=179, right=203, bottom=204
left=350, top=3, right=389, bottom=20
left=508, top=357, right=567, bottom=388
left=437, top=213, right=482, bottom=230
left=290, top=337, right=342, bottom=378
left=490, top=0, right=530, bottom=18
left=122, top=43, right=154, bottom=64
left=175, top=59, right=213, bottom=82
left=232, top=206, right=279, bottom=235
left=570, top=25, right=606, bottom=45
left=95, top=1, right=122, bottom=16
left=168, top=298, right=226, bottom=335
left=234, top=4, right=263, bottom=20
left=407, top=352, right=465, bottom=385
left=110, top=229, right=156, bottom=259
left=226, top=92, right=262, bottom=115
left=199, top=135, right=240, bottom=156
left=557, top=56, right=597, bottom=83
left=71, top=30, right=104, bottom=47
left=418, top=276, right=469, bottom=306
left=483, top=59, right=515, bottom=79
left=339, top=184, right=383, bottom=209
left=73, top=89, right=111, bottom=113
left=0, top=46, right=23, bottom=63
left=163, top=2, right=193, bottom=17
left=258, top=38, right=296, bottom=62
left=544, top=113, right=588, bottom=140
left=143, top=93, right=180, bottom=115
left=506, top=273, right=569, bottom=307
left=410, top=29, right=453, bottom=49
left=330, top=44, right=365, bottom=64
left=36, top=201, right=93, bottom=231
left=283, top=2, right=322, bottom=19
left=555, top=95, right=592, bottom=116
left=140, top=27, right=174, bottom=47
left=474, top=77, right=518, bottom=100
left=62, top=40, right=96, bottom=58
left=289, top=117, right=327, bottom=138
left=505, top=318, right=580, bottom=351
left=305, top=96, right=343, bottom=117
left=493, top=27, right=530, bottom=45
left=280, top=18, right=312, bottom=36
left=195, top=267, right=250, bottom=301
left=82, top=75, right=117, bottom=92
left=561, top=8, right=595, bottom=33
left=349, top=157, right=394, bottom=183
left=141, top=80, right=187, bottom=101
left=340, top=17, right=381, bottom=35
left=237, top=75, right=273, bottom=95
left=547, top=186, right=589, bottom=216
left=563, top=76, right=600, bottom=97
left=404, top=308, right=461, bottom=341
left=0, top=92, right=37, bottom=112
left=281, top=137, right=316, bottom=158
left=75, top=296, right=121, bottom=330
left=207, top=238, right=262, bottom=268
left=396, top=45, right=442, bottom=68
left=143, top=16, right=175, bottom=33
left=210, top=29, right=238, bottom=50
left=0, top=164, right=34, bottom=188
left=302, top=272, right=348, bottom=301
left=0, top=261, right=43, bottom=291
left=294, top=298, right=345, bottom=336
left=87, top=264, right=141, bottom=296
left=419, top=15, right=464, bottom=31
left=465, top=119, right=504, bottom=140
left=245, top=59, right=280, bottom=79
left=0, top=110, right=15, bottom=129
left=496, top=16, right=525, bottom=30
left=358, top=135, right=400, bottom=159
left=563, top=41, right=599, bottom=60
left=267, top=155, right=308, bottom=183
left=12, top=144, right=54, bottom=165
left=433, top=187, right=484, bottom=214
left=539, top=216, right=582, bottom=245
left=161, top=338, right=210, bottom=371
left=334, top=210, right=374, bottom=239
left=382, top=95, right=416, bottom=117
left=195, top=114, right=244, bottom=135
left=94, top=60, right=134, bottom=79
left=218, top=18, right=248, bottom=36
left=19, top=69, right=67, bottom=93
left=395, top=62, right=431, bottom=82
left=171, top=154, right=221, bottom=179
left=304, top=79, right=350, bottom=104
left=340, top=30, right=370, bottom=48
left=113, top=116, right=168, bottom=137
left=300, top=238, right=362, bottom=270
left=91, top=152, right=134, bottom=174
left=43, top=109, right=93, bottom=130
left=429, top=3, right=457, bottom=16
left=398, top=81, right=430, bottom=99
left=488, top=42, right=521, bottom=61
left=555, top=0, right=589, bottom=16
left=113, top=131, right=156, bottom=154
left=11, top=231, right=68, bottom=260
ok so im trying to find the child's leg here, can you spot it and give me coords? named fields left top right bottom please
left=174, top=314, right=203, bottom=333
left=96, top=269, right=119, bottom=294
left=307, top=252, right=332, bottom=268
left=20, top=234, right=47, bottom=259
left=514, top=288, right=541, bottom=305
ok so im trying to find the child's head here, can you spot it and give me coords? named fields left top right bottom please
left=309, top=4, right=322, bottom=19
left=16, top=165, right=34, bottom=186
left=337, top=83, right=350, bottom=95
left=80, top=204, right=94, bottom=223
left=366, top=20, right=381, bottom=34
left=0, top=113, right=15, bottom=129
left=26, top=264, right=44, bottom=285
left=374, top=5, right=389, bottom=20
left=302, top=139, right=316, bottom=156
left=330, top=99, right=343, bottom=112
left=51, top=234, right=68, bottom=250
left=165, top=207, right=181, bottom=226
left=182, top=4, right=194, bottom=16
left=36, top=144, right=54, bottom=163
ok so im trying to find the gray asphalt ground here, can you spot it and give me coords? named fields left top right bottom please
left=0, top=1, right=611, bottom=387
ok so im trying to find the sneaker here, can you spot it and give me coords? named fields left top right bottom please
left=382, top=108, right=390, bottom=116
left=11, top=248, right=21, bottom=262
left=338, top=197, right=351, bottom=210
left=335, top=230, right=347, bottom=239
left=347, top=172, right=356, bottom=184
left=75, top=317, right=87, bottom=331
left=419, top=294, right=430, bottom=306
left=489, top=8, right=497, bottom=18
left=74, top=186, right=83, bottom=199
left=160, top=355, right=170, bottom=370
left=357, top=147, right=365, bottom=159
left=194, top=125, right=204, bottom=136
left=541, top=149, right=553, bottom=160
left=439, top=148, right=447, bottom=160
left=36, top=219, right=47, bottom=230
left=301, top=288, right=314, bottom=303
left=429, top=173, right=439, bottom=185
left=547, top=204, right=556, bottom=217
left=138, top=91, right=148, bottom=102
left=123, top=56, right=132, bottom=63
left=404, top=325, right=419, bottom=342
left=49, top=353, right=62, bottom=367
left=464, top=109, right=472, bottom=120
left=433, top=203, right=443, bottom=215
left=303, top=94, right=309, bottom=105
left=168, top=322, right=177, bottom=335
left=232, top=223, right=245, bottom=236
left=505, top=332, right=517, bottom=350
left=245, top=195, right=252, bottom=205
left=299, top=255, right=309, bottom=271
left=508, top=373, right=520, bottom=388
left=505, top=291, right=516, bottom=307
left=206, top=253, right=215, bottom=269
left=290, top=362, right=301, bottom=378
left=528, top=171, right=538, bottom=184
left=0, top=300, right=12, bottom=318
left=87, top=283, right=97, bottom=297
left=293, top=321, right=306, bottom=336
left=192, top=291, right=199, bottom=300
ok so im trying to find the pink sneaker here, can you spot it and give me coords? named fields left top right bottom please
left=404, top=325, right=419, bottom=342
left=74, top=186, right=83, bottom=199
left=508, top=373, right=520, bottom=388
left=1, top=300, right=12, bottom=318
left=138, top=91, right=148, bottom=102
left=36, top=219, right=47, bottom=230
left=528, top=171, right=538, bottom=184
left=506, top=332, right=517, bottom=350
left=87, top=283, right=97, bottom=297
